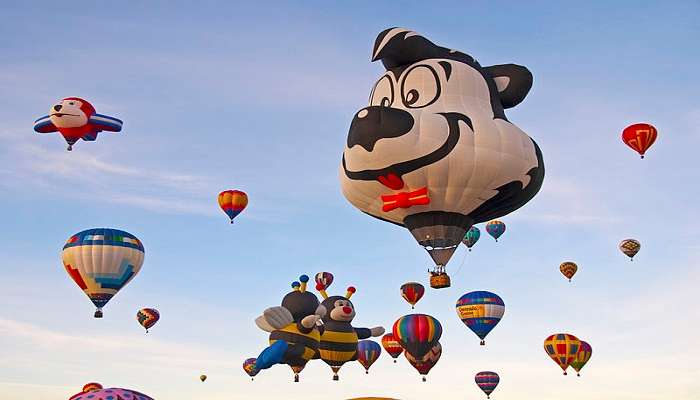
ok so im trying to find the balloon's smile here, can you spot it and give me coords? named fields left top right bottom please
left=51, top=113, right=80, bottom=117
left=342, top=112, right=472, bottom=188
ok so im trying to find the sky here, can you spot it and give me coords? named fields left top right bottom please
left=1, top=1, right=699, bottom=399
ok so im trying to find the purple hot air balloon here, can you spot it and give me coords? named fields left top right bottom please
left=475, top=371, right=500, bottom=398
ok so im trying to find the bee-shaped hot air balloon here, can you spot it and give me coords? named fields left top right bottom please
left=254, top=275, right=326, bottom=382
left=315, top=280, right=385, bottom=380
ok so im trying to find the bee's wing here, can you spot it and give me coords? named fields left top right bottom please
left=262, top=306, right=294, bottom=330
left=255, top=315, right=276, bottom=332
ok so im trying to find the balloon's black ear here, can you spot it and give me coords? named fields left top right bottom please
left=483, top=64, right=533, bottom=109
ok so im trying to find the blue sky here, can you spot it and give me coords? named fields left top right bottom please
left=1, top=1, right=699, bottom=399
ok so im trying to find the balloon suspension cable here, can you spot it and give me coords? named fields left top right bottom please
left=454, top=247, right=469, bottom=277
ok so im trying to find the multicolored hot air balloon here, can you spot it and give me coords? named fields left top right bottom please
left=199, top=374, right=207, bottom=382
left=559, top=262, right=578, bottom=282
left=544, top=333, right=581, bottom=375
left=485, top=220, right=506, bottom=242
left=136, top=308, right=160, bottom=333
left=218, top=190, right=248, bottom=223
left=404, top=342, right=441, bottom=382
left=357, top=340, right=382, bottom=374
left=243, top=358, right=259, bottom=380
left=619, top=239, right=641, bottom=261
left=400, top=282, right=425, bottom=309
left=622, top=123, right=657, bottom=159
left=570, top=341, right=592, bottom=377
left=455, top=291, right=505, bottom=345
left=34, top=97, right=123, bottom=151
left=381, top=333, right=403, bottom=362
left=315, top=272, right=334, bottom=289
left=339, top=28, right=544, bottom=284
left=393, top=314, right=442, bottom=359
left=462, top=226, right=481, bottom=251
left=475, top=371, right=500, bottom=399
left=69, top=383, right=153, bottom=400
left=62, top=228, right=145, bottom=318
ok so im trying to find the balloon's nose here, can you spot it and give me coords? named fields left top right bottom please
left=53, top=105, right=62, bottom=112
left=343, top=306, right=352, bottom=314
left=347, top=106, right=414, bottom=152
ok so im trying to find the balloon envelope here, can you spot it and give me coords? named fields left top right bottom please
left=400, top=282, right=425, bottom=308
left=62, top=228, right=145, bottom=318
left=544, top=333, right=581, bottom=375
left=200, top=375, right=207, bottom=382
left=136, top=308, right=160, bottom=332
left=381, top=333, right=403, bottom=361
left=357, top=340, right=382, bottom=373
left=315, top=272, right=334, bottom=289
left=559, top=262, right=577, bottom=282
left=218, top=190, right=248, bottom=223
left=69, top=383, right=152, bottom=400
left=393, top=314, right=442, bottom=359
left=570, top=341, right=593, bottom=376
left=243, top=358, right=259, bottom=378
left=619, top=239, right=641, bottom=260
left=475, top=371, right=500, bottom=398
left=455, top=291, right=505, bottom=345
left=622, top=123, right=657, bottom=158
left=404, top=342, right=441, bottom=380
left=485, top=220, right=506, bottom=241
left=462, top=226, right=480, bottom=250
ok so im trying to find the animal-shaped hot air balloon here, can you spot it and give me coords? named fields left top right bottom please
left=462, top=226, right=481, bottom=251
left=136, top=308, right=160, bottom=333
left=485, top=220, right=506, bottom=242
left=475, top=371, right=500, bottom=399
left=199, top=375, right=207, bottom=382
left=316, top=281, right=385, bottom=380
left=404, top=342, right=441, bottom=382
left=254, top=275, right=326, bottom=382
left=218, top=190, right=248, bottom=223
left=34, top=98, right=123, bottom=151
left=357, top=340, right=382, bottom=374
left=543, top=333, right=581, bottom=375
left=339, top=28, right=544, bottom=287
left=69, top=382, right=153, bottom=400
left=570, top=340, right=593, bottom=377
left=559, top=262, right=578, bottom=282
left=243, top=358, right=259, bottom=380
left=619, top=239, right=641, bottom=261
left=62, top=228, right=145, bottom=318
left=381, top=333, right=404, bottom=362
left=393, top=314, right=442, bottom=359
left=400, top=282, right=425, bottom=309
left=622, top=123, right=657, bottom=159
left=456, top=291, right=505, bottom=345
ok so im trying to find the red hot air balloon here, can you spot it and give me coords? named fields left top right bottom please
left=622, top=123, right=657, bottom=159
left=404, top=342, right=442, bottom=382
left=400, top=282, right=425, bottom=309
left=381, top=333, right=403, bottom=362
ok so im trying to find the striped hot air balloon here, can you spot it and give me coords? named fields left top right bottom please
left=62, top=228, right=145, bottom=318
left=357, top=340, right=382, bottom=374
left=485, top=220, right=506, bottom=242
left=570, top=340, right=593, bottom=377
left=622, top=123, right=657, bottom=159
left=544, top=333, right=581, bottom=375
left=218, top=190, right=248, bottom=223
left=136, top=308, right=160, bottom=333
left=455, top=291, right=505, bottom=345
left=404, top=342, right=441, bottom=382
left=392, top=314, right=442, bottom=359
left=559, top=262, right=578, bottom=282
left=400, top=282, right=425, bottom=309
left=475, top=371, right=500, bottom=399
left=381, top=333, right=403, bottom=362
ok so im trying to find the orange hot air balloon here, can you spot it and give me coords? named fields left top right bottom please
left=559, top=262, right=578, bottom=282
left=544, top=333, right=581, bottom=375
left=622, top=123, right=657, bottom=159
left=218, top=190, right=248, bottom=223
left=381, top=333, right=403, bottom=362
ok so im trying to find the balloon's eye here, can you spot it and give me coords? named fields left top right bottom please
left=370, top=75, right=394, bottom=107
left=69, top=102, right=74, bottom=105
left=401, top=65, right=440, bottom=108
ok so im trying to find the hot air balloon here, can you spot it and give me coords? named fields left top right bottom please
left=622, top=123, right=657, bottom=159
left=381, top=333, right=403, bottom=362
left=559, top=262, right=577, bottom=282
left=404, top=342, right=441, bottom=382
left=619, top=239, right=640, bottom=261
left=570, top=341, right=592, bottom=377
left=400, top=282, right=425, bottom=309
left=543, top=333, right=581, bottom=375
left=69, top=383, right=153, bottom=400
left=243, top=358, right=259, bottom=380
left=393, top=314, right=442, bottom=359
left=486, top=220, right=506, bottom=242
left=475, top=371, right=500, bottom=399
left=462, top=226, right=480, bottom=251
left=34, top=97, right=123, bottom=151
left=315, top=272, right=334, bottom=289
left=455, top=291, right=505, bottom=345
left=199, top=375, right=207, bottom=382
left=62, top=228, right=144, bottom=318
left=136, top=308, right=160, bottom=333
left=218, top=190, right=248, bottom=223
left=339, top=28, right=544, bottom=287
left=357, top=340, right=382, bottom=374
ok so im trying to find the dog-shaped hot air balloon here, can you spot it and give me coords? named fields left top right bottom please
left=340, top=28, right=544, bottom=287
left=34, top=97, right=122, bottom=151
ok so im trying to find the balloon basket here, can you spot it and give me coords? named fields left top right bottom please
left=430, top=273, right=451, bottom=289
left=333, top=374, right=339, bottom=381
left=422, top=376, right=426, bottom=382
left=94, top=310, right=103, bottom=318
left=577, top=373, right=580, bottom=377
left=294, top=374, right=299, bottom=383
left=480, top=340, right=485, bottom=346
left=365, top=371, right=369, bottom=375
left=393, top=359, right=397, bottom=363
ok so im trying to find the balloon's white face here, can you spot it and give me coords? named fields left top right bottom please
left=340, top=58, right=540, bottom=225
left=49, top=98, right=88, bottom=128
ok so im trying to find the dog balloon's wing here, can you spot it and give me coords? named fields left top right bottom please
left=89, top=114, right=123, bottom=132
left=262, top=306, right=294, bottom=330
left=33, top=115, right=57, bottom=133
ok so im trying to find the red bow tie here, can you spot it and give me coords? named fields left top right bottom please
left=381, top=187, right=430, bottom=212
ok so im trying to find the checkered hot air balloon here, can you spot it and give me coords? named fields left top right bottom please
left=136, top=308, right=160, bottom=333
left=455, top=291, right=505, bottom=345
left=543, top=333, right=581, bottom=375
left=475, top=371, right=500, bottom=399
left=570, top=340, right=593, bottom=377
left=622, top=123, right=657, bottom=159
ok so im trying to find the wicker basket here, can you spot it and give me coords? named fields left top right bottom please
left=429, top=273, right=451, bottom=289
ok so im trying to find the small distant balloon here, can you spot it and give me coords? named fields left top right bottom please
left=136, top=308, right=160, bottom=333
left=315, top=272, right=334, bottom=289
left=619, top=239, right=640, bottom=260
left=243, top=358, right=259, bottom=380
left=543, top=333, right=581, bottom=375
left=381, top=333, right=403, bottom=362
left=400, top=282, right=425, bottom=309
left=462, top=226, right=481, bottom=251
left=475, top=371, right=500, bottom=399
left=486, top=220, right=506, bottom=242
left=199, top=375, right=207, bottom=382
left=570, top=341, right=593, bottom=377
left=404, top=342, right=441, bottom=382
left=218, top=190, right=248, bottom=223
left=559, top=262, right=578, bottom=282
left=357, top=340, right=382, bottom=374
left=622, top=123, right=657, bottom=159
